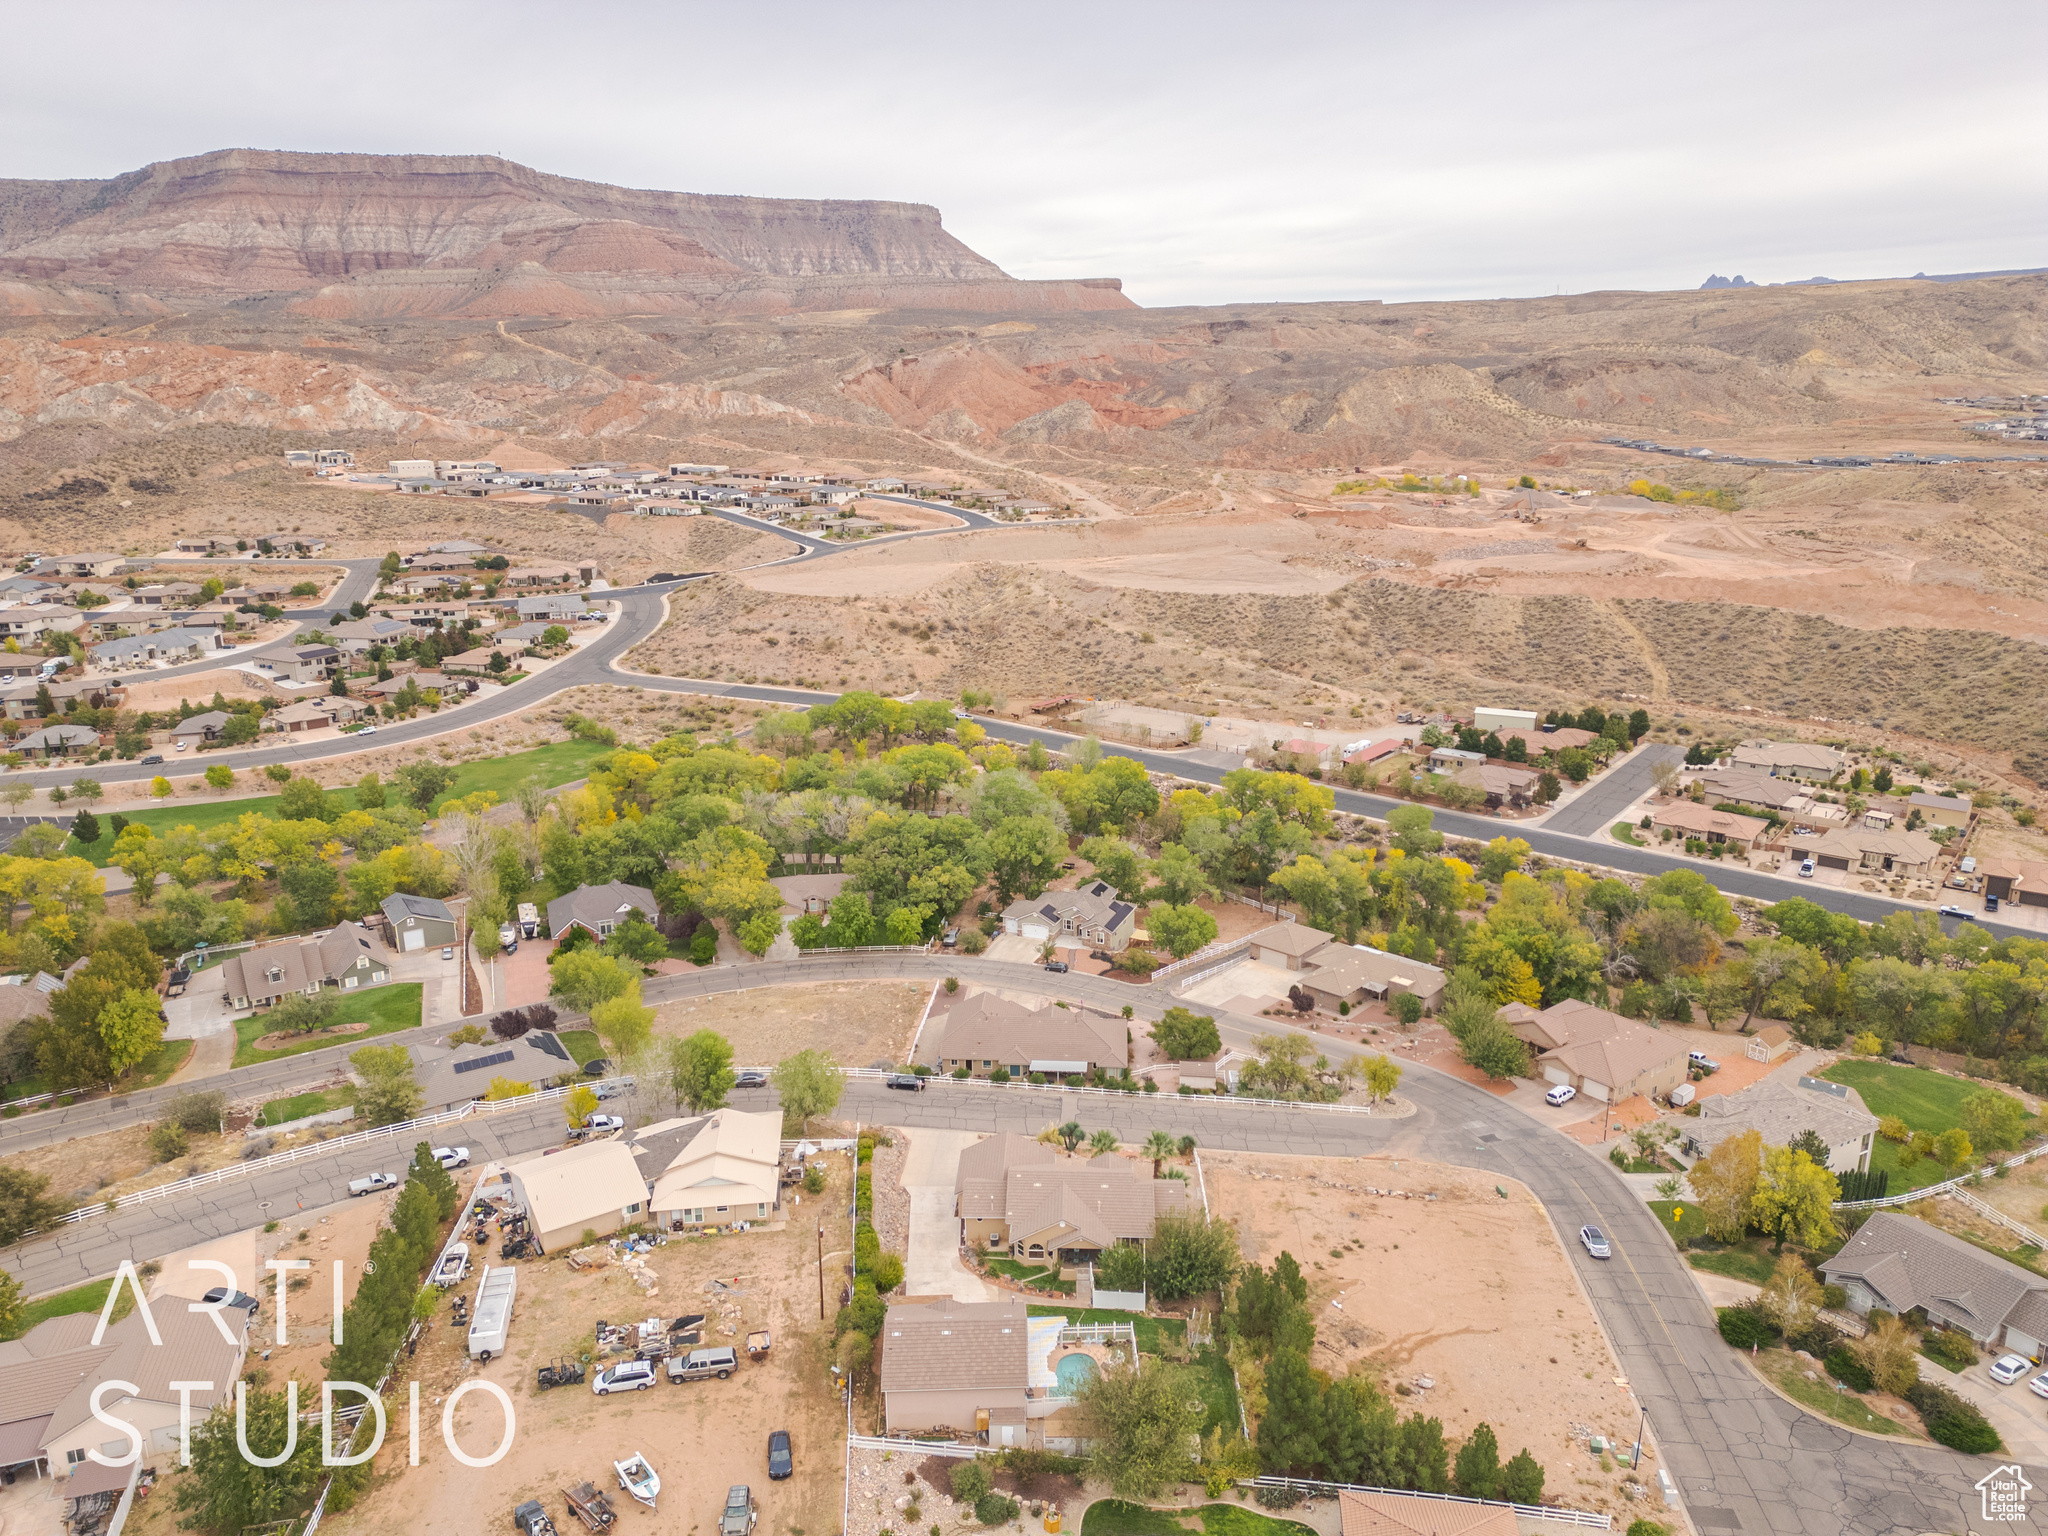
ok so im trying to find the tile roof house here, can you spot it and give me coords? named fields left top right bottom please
left=547, top=881, right=657, bottom=940
left=1792, top=825, right=1943, bottom=878
left=934, top=992, right=1128, bottom=1078
left=216, top=924, right=390, bottom=1010
left=880, top=1295, right=1030, bottom=1440
left=1651, top=800, right=1771, bottom=852
left=417, top=1030, right=575, bottom=1114
left=1245, top=922, right=1333, bottom=970
left=265, top=700, right=334, bottom=734
left=1537, top=1019, right=1687, bottom=1105
left=1507, top=998, right=1634, bottom=1054
left=0, top=1304, right=249, bottom=1488
left=1729, top=740, right=1846, bottom=781
left=169, top=709, right=232, bottom=743
left=504, top=1136, right=649, bottom=1254
left=1682, top=1075, right=1878, bottom=1173
left=14, top=723, right=99, bottom=759
left=954, top=1135, right=1190, bottom=1271
left=998, top=880, right=1138, bottom=955
left=1683, top=766, right=1815, bottom=815
left=1981, top=857, right=2048, bottom=912
left=1296, top=943, right=1448, bottom=1012
left=1337, top=1489, right=1516, bottom=1536
left=1821, top=1212, right=2048, bottom=1349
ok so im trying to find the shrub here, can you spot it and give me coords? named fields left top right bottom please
left=1783, top=1317, right=1840, bottom=1358
left=1254, top=1486, right=1303, bottom=1510
left=1921, top=1328, right=1976, bottom=1373
left=689, top=928, right=717, bottom=965
left=1905, top=1379, right=2002, bottom=1453
left=950, top=1460, right=991, bottom=1506
left=974, top=1494, right=1019, bottom=1526
left=150, top=1121, right=189, bottom=1161
left=1716, top=1305, right=1779, bottom=1349
left=1391, top=992, right=1426, bottom=1025
left=958, top=927, right=987, bottom=954
left=1821, top=1283, right=1848, bottom=1310
left=989, top=1066, right=1011, bottom=1084
left=871, top=1253, right=905, bottom=1292
left=165, top=1090, right=226, bottom=1133
left=1824, top=1345, right=1874, bottom=1392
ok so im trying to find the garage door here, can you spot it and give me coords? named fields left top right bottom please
left=1543, top=1064, right=1572, bottom=1086
left=1021, top=921, right=1051, bottom=942
left=402, top=927, right=425, bottom=951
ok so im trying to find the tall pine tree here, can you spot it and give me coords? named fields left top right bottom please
left=408, top=1140, right=459, bottom=1222
left=1452, top=1422, right=1502, bottom=1498
left=1255, top=1349, right=1325, bottom=1475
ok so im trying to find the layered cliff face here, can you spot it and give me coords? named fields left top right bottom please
left=0, top=149, right=1133, bottom=318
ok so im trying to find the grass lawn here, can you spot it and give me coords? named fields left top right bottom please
left=1754, top=1348, right=1918, bottom=1437
left=1026, top=1305, right=1184, bottom=1355
left=1690, top=1248, right=1780, bottom=1286
left=1611, top=822, right=1646, bottom=846
left=555, top=1029, right=603, bottom=1068
left=232, top=983, right=423, bottom=1066
left=4, top=1276, right=136, bottom=1342
left=1081, top=1503, right=1312, bottom=1536
left=1188, top=1344, right=1242, bottom=1436
left=1648, top=1199, right=1707, bottom=1243
left=1650, top=1202, right=1831, bottom=1282
left=990, top=1258, right=1075, bottom=1294
left=63, top=739, right=616, bottom=864
left=1820, top=1059, right=2034, bottom=1194
left=257, top=1085, right=356, bottom=1126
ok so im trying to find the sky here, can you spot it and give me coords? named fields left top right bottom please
left=4, top=0, right=2044, bottom=308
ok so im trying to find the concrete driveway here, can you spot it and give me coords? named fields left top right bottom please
left=899, top=1126, right=995, bottom=1302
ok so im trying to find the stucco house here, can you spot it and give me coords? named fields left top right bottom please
left=880, top=1295, right=1029, bottom=1442
left=505, top=1138, right=650, bottom=1254
left=546, top=880, right=657, bottom=940
left=1821, top=1212, right=2048, bottom=1353
left=998, top=879, right=1138, bottom=955
left=1681, top=1075, right=1877, bottom=1174
left=954, top=1135, right=1189, bottom=1274
left=1536, top=1019, right=1687, bottom=1104
left=416, top=1031, right=576, bottom=1113
left=934, top=992, right=1128, bottom=1078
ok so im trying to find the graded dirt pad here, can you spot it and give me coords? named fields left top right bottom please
left=654, top=980, right=932, bottom=1070
left=1200, top=1151, right=1647, bottom=1520
left=318, top=1151, right=857, bottom=1536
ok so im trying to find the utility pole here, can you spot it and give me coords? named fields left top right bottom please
left=817, top=1224, right=826, bottom=1320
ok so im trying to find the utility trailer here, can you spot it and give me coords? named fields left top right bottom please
left=468, top=1265, right=517, bottom=1362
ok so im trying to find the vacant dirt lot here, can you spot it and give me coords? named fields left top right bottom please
left=655, top=980, right=931, bottom=1070
left=1201, top=1151, right=1648, bottom=1521
left=317, top=1149, right=857, bottom=1536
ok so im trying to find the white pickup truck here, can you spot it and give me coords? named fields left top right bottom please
left=347, top=1172, right=398, bottom=1197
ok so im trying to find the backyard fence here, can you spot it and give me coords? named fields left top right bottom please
left=850, top=1068, right=1381, bottom=1117
left=846, top=1433, right=980, bottom=1458
left=1243, top=1477, right=1612, bottom=1530
left=1157, top=940, right=1250, bottom=987
left=1833, top=1139, right=2048, bottom=1211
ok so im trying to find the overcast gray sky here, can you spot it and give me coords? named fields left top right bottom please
left=5, top=0, right=2043, bottom=307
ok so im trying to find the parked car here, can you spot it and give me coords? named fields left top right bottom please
left=1688, top=1052, right=1720, bottom=1073
left=1989, top=1353, right=2032, bottom=1385
left=735, top=1070, right=768, bottom=1089
left=720, top=1486, right=758, bottom=1536
left=347, top=1172, right=398, bottom=1197
left=140, top=754, right=164, bottom=765
left=592, top=1360, right=658, bottom=1395
left=431, top=1146, right=470, bottom=1169
left=201, top=1286, right=260, bottom=1313
left=1798, top=858, right=1815, bottom=878
left=1579, top=1225, right=1612, bottom=1259
left=667, top=1346, right=739, bottom=1382
left=1544, top=1084, right=1577, bottom=1107
left=1938, top=903, right=1968, bottom=917
left=941, top=928, right=959, bottom=948
left=1044, top=960, right=1069, bottom=973
left=767, top=1430, right=793, bottom=1480
left=885, top=1073, right=926, bottom=1092
left=1987, top=894, right=2001, bottom=913
left=584, top=1114, right=625, bottom=1133
left=442, top=946, right=455, bottom=960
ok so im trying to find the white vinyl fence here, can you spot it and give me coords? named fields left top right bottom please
left=1833, top=1139, right=2048, bottom=1211
left=1245, top=1476, right=1611, bottom=1530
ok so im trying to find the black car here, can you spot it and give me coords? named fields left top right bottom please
left=201, top=1286, right=260, bottom=1313
left=885, top=1073, right=926, bottom=1092
left=140, top=754, right=164, bottom=765
left=767, top=1430, right=793, bottom=1480
left=1044, top=960, right=1069, bottom=973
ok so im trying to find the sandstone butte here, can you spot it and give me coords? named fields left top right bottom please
left=0, top=148, right=1134, bottom=321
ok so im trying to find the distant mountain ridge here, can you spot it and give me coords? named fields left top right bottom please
left=0, top=148, right=1134, bottom=319
left=1704, top=265, right=2048, bottom=290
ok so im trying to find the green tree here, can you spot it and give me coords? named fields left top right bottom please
left=1078, top=1356, right=1203, bottom=1496
left=266, top=990, right=337, bottom=1036
left=173, top=1377, right=324, bottom=1531
left=395, top=760, right=456, bottom=810
left=564, top=1084, right=600, bottom=1127
left=1141, top=1130, right=1178, bottom=1177
left=1362, top=1054, right=1401, bottom=1103
left=0, top=1268, right=20, bottom=1339
left=1689, top=1127, right=1763, bottom=1242
left=986, top=815, right=1066, bottom=904
left=1452, top=1422, right=1502, bottom=1498
left=408, top=1139, right=460, bottom=1220
left=70, top=808, right=100, bottom=846
left=1147, top=842, right=1217, bottom=907
left=1501, top=1448, right=1545, bottom=1504
left=603, top=912, right=668, bottom=964
left=672, top=1028, right=737, bottom=1112
left=1641, top=867, right=1738, bottom=937
left=1080, top=836, right=1145, bottom=895
left=1933, top=1126, right=1974, bottom=1169
left=1387, top=805, right=1442, bottom=856
left=1153, top=1006, right=1221, bottom=1061
left=1750, top=1145, right=1839, bottom=1251
left=276, top=775, right=329, bottom=822
left=1149, top=903, right=1218, bottom=960
left=551, top=948, right=636, bottom=1014
left=351, top=1042, right=422, bottom=1126
left=1147, top=1212, right=1239, bottom=1301
left=0, top=1167, right=65, bottom=1246
left=1963, top=1089, right=2028, bottom=1152
left=1257, top=1348, right=1325, bottom=1473
left=772, top=1047, right=846, bottom=1131
left=1459, top=1016, right=1529, bottom=1081
left=591, top=985, right=655, bottom=1062
left=204, top=763, right=234, bottom=792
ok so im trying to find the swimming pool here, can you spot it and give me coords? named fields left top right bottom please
left=1054, top=1352, right=1098, bottom=1394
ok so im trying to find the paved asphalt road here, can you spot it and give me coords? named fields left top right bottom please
left=4, top=958, right=2021, bottom=1535
left=1543, top=741, right=1687, bottom=836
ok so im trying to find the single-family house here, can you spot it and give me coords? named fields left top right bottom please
left=1651, top=800, right=1771, bottom=853
left=1792, top=825, right=1943, bottom=878
left=1295, top=943, right=1447, bottom=1013
left=1506, top=998, right=1633, bottom=1054
left=1462, top=761, right=1540, bottom=809
left=40, top=554, right=124, bottom=579
left=1337, top=1488, right=1516, bottom=1536
left=330, top=618, right=412, bottom=655
left=417, top=1031, right=575, bottom=1114
left=498, top=565, right=582, bottom=588
left=316, top=694, right=370, bottom=725
left=1682, top=1075, right=1877, bottom=1174
left=1908, top=792, right=1972, bottom=830
left=379, top=893, right=458, bottom=952
left=1745, top=1024, right=1795, bottom=1063
left=265, top=700, right=334, bottom=734
left=442, top=645, right=520, bottom=675
left=642, top=1108, right=784, bottom=1228
left=998, top=880, right=1139, bottom=955
left=217, top=923, right=391, bottom=1009
left=546, top=881, right=657, bottom=941
left=256, top=534, right=326, bottom=554
left=512, top=594, right=587, bottom=622
left=169, top=710, right=233, bottom=745
left=934, top=992, right=1128, bottom=1078
left=504, top=1137, right=650, bottom=1254
left=1981, top=857, right=2048, bottom=912
left=174, top=537, right=230, bottom=553
left=954, top=1135, right=1190, bottom=1271
left=880, top=1295, right=1030, bottom=1441
left=1536, top=1020, right=1687, bottom=1104
left=131, top=582, right=203, bottom=608
left=1729, top=740, right=1846, bottom=782
left=1821, top=1212, right=2048, bottom=1352
left=252, top=645, right=340, bottom=684
left=15, top=723, right=99, bottom=759
left=1245, top=922, right=1332, bottom=970
left=1683, top=766, right=1813, bottom=816
left=1425, top=745, right=1486, bottom=774
left=1, top=1304, right=249, bottom=1490
left=0, top=607, right=86, bottom=644
left=366, top=670, right=453, bottom=699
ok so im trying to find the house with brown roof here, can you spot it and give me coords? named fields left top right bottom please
left=1730, top=739, right=1845, bottom=782
left=1537, top=1019, right=1687, bottom=1104
left=1821, top=1212, right=2048, bottom=1350
left=880, top=1295, right=1030, bottom=1442
left=1651, top=800, right=1770, bottom=853
left=1296, top=943, right=1447, bottom=1012
left=934, top=993, right=1128, bottom=1078
left=1337, top=1488, right=1516, bottom=1536
left=1245, top=922, right=1332, bottom=970
left=1504, top=998, right=1631, bottom=1054
left=1981, top=856, right=2048, bottom=912
left=1792, top=824, right=1943, bottom=878
left=1682, top=766, right=1814, bottom=816
left=954, top=1136, right=1190, bottom=1273
left=1746, top=1024, right=1794, bottom=1062
left=216, top=924, right=390, bottom=1010
left=1507, top=725, right=1600, bottom=754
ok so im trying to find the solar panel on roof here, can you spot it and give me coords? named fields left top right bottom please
left=453, top=1050, right=515, bottom=1075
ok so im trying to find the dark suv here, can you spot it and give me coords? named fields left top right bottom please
left=767, top=1430, right=793, bottom=1480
